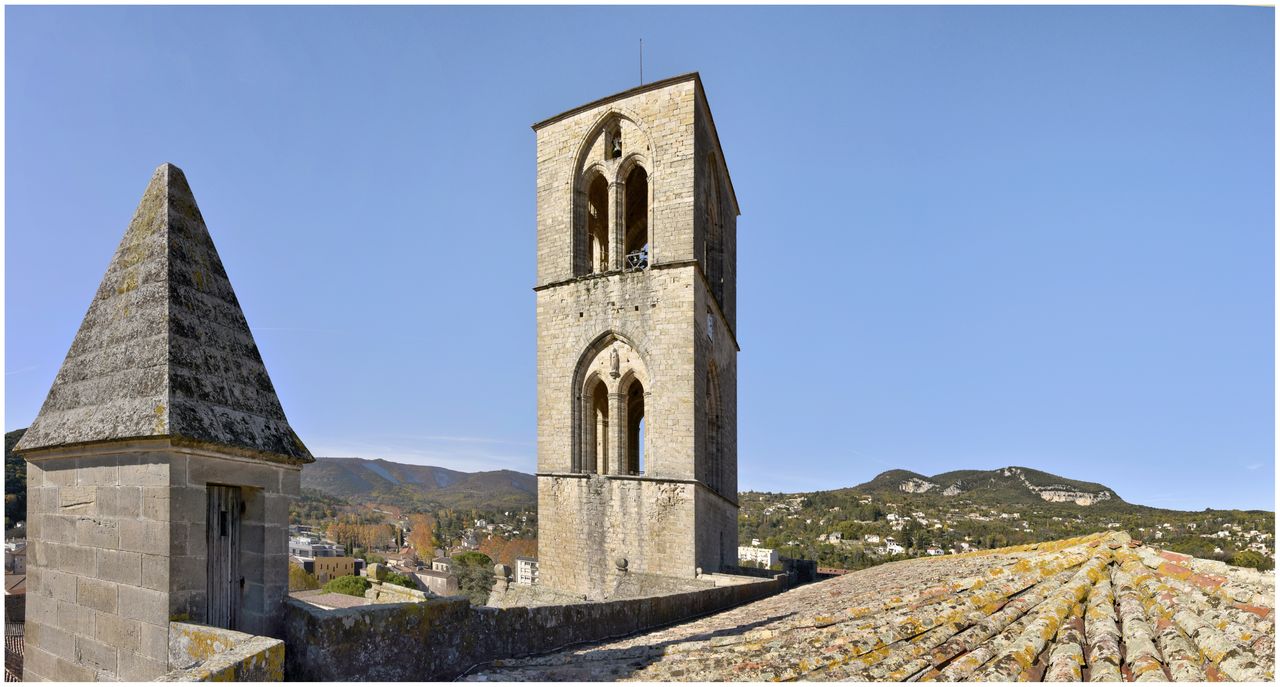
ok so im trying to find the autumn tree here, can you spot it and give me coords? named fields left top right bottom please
left=407, top=513, right=437, bottom=558
left=288, top=561, right=320, bottom=592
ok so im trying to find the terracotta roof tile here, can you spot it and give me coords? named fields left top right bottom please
left=464, top=532, right=1274, bottom=682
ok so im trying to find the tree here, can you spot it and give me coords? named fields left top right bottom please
left=452, top=551, right=495, bottom=606
left=323, top=575, right=372, bottom=597
left=408, top=514, right=438, bottom=559
left=288, top=561, right=320, bottom=592
left=1232, top=550, right=1274, bottom=571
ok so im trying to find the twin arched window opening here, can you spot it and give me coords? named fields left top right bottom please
left=579, top=375, right=646, bottom=476
left=576, top=129, right=650, bottom=277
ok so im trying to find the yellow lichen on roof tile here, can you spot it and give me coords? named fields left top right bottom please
left=462, top=532, right=1273, bottom=683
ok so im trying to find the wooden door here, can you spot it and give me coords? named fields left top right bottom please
left=206, top=485, right=242, bottom=630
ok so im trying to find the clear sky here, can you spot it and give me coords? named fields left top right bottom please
left=5, top=6, right=1273, bottom=511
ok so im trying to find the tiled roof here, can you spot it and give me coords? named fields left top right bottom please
left=465, top=532, right=1274, bottom=682
left=14, top=163, right=312, bottom=464
left=4, top=632, right=22, bottom=682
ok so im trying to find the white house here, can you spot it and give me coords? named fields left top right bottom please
left=738, top=546, right=779, bottom=568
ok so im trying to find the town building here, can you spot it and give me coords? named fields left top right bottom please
left=737, top=546, right=779, bottom=568
left=515, top=557, right=539, bottom=586
left=4, top=542, right=26, bottom=575
left=533, top=73, right=742, bottom=600
left=288, top=536, right=345, bottom=559
left=312, top=557, right=356, bottom=584
left=414, top=570, right=460, bottom=597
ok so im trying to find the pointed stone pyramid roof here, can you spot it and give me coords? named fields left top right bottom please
left=14, top=163, right=312, bottom=464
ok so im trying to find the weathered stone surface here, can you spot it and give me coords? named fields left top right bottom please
left=534, top=73, right=741, bottom=599
left=157, top=622, right=285, bottom=681
left=13, top=163, right=312, bottom=465
left=284, top=574, right=783, bottom=681
left=465, top=532, right=1274, bottom=682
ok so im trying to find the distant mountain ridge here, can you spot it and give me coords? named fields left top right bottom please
left=850, top=466, right=1121, bottom=507
left=302, top=456, right=537, bottom=511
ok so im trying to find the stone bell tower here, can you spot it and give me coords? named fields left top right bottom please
left=533, top=74, right=740, bottom=599
left=16, top=163, right=311, bottom=680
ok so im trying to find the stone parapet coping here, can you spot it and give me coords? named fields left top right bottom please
left=157, top=622, right=284, bottom=682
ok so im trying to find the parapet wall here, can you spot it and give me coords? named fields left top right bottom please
left=283, top=575, right=784, bottom=681
left=157, top=622, right=283, bottom=682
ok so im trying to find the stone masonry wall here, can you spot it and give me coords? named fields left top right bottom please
left=534, top=75, right=741, bottom=599
left=159, top=622, right=284, bottom=682
left=538, top=474, right=701, bottom=599
left=169, top=450, right=298, bottom=639
left=23, top=450, right=174, bottom=681
left=534, top=76, right=697, bottom=286
left=535, top=267, right=698, bottom=478
left=283, top=575, right=783, bottom=681
left=23, top=442, right=298, bottom=682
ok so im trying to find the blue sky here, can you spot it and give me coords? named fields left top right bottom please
left=5, top=6, right=1273, bottom=511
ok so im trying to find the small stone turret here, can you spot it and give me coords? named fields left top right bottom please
left=18, top=164, right=310, bottom=681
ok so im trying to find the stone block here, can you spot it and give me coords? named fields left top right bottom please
left=119, top=458, right=168, bottom=486
left=76, top=462, right=119, bottom=486
left=42, top=514, right=77, bottom=544
left=280, top=468, right=301, bottom=496
left=242, top=489, right=265, bottom=523
left=31, top=486, right=58, bottom=515
left=118, top=584, right=167, bottom=625
left=169, top=555, right=204, bottom=591
left=96, top=548, right=142, bottom=586
left=52, top=654, right=96, bottom=681
left=263, top=555, right=289, bottom=589
left=267, top=525, right=288, bottom=554
left=119, top=518, right=167, bottom=555
left=169, top=521, right=191, bottom=557
left=43, top=464, right=79, bottom=486
left=28, top=621, right=75, bottom=661
left=188, top=457, right=277, bottom=490
left=23, top=645, right=59, bottom=681
left=170, top=486, right=206, bottom=525
left=139, top=621, right=169, bottom=662
left=52, top=544, right=96, bottom=574
left=117, top=649, right=168, bottom=681
left=28, top=539, right=49, bottom=567
left=115, top=486, right=144, bottom=518
left=77, top=576, right=118, bottom=614
left=55, top=599, right=96, bottom=635
left=140, top=486, right=168, bottom=521
left=95, top=612, right=141, bottom=652
left=58, top=485, right=97, bottom=514
left=76, top=515, right=120, bottom=548
left=38, top=568, right=77, bottom=603
left=141, top=554, right=168, bottom=591
left=170, top=590, right=206, bottom=624
left=74, top=633, right=119, bottom=675
left=264, top=494, right=291, bottom=525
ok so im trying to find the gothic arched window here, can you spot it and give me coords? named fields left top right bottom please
left=576, top=170, right=610, bottom=276
left=623, top=164, right=649, bottom=270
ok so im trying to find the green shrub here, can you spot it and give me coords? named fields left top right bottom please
left=382, top=571, right=417, bottom=588
left=1232, top=550, right=1274, bottom=571
left=323, top=575, right=372, bottom=597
